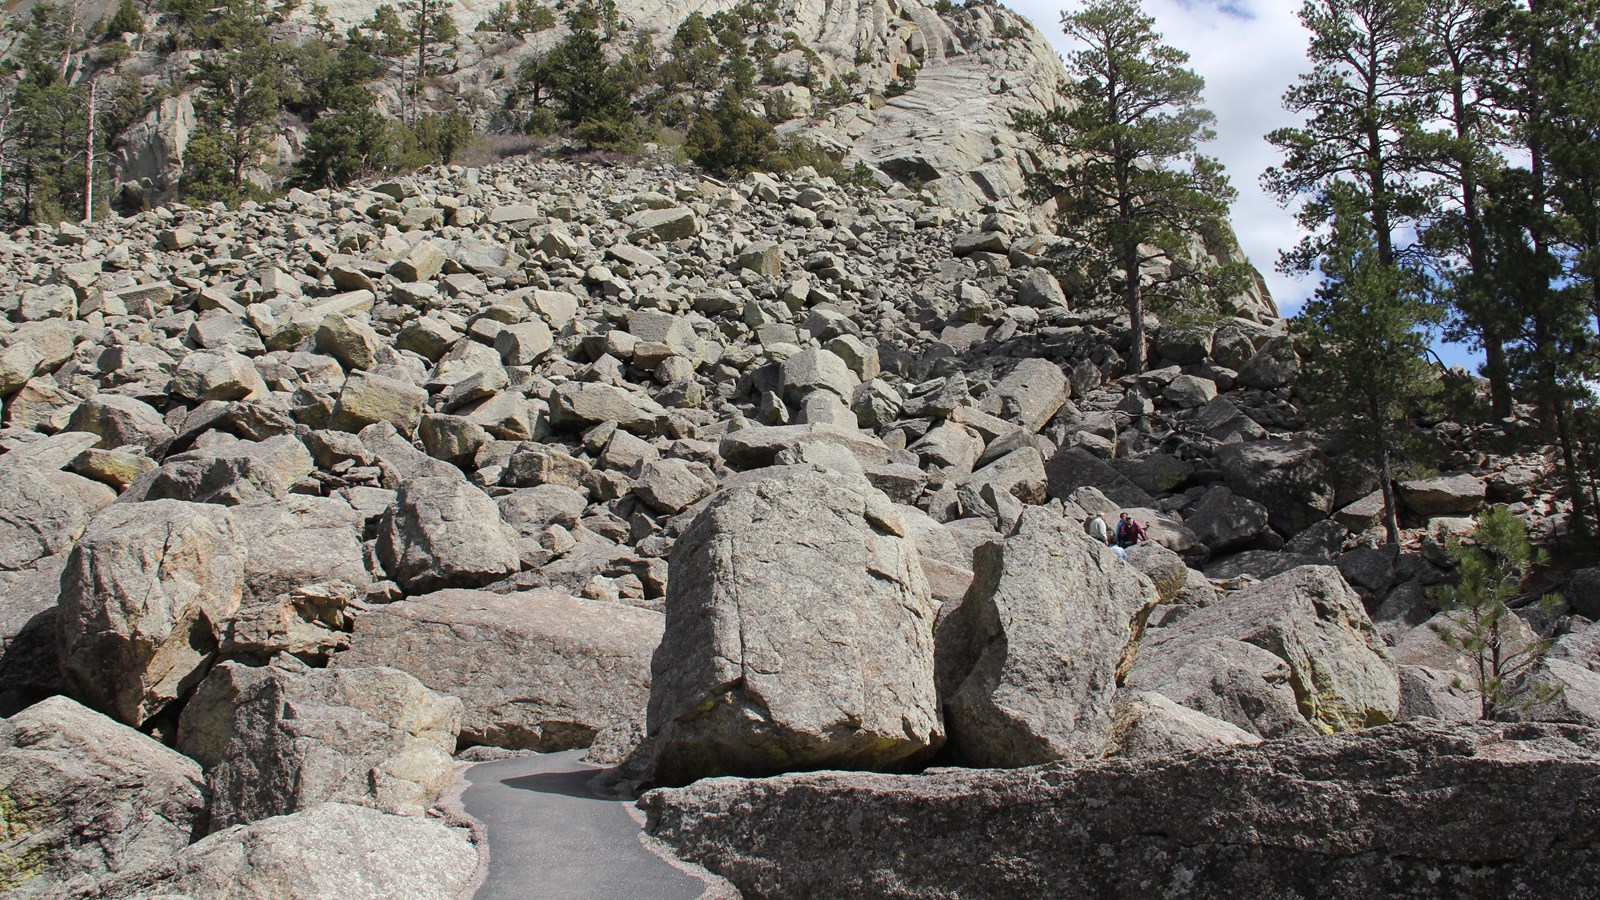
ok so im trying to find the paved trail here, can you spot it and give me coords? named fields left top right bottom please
left=460, top=750, right=710, bottom=900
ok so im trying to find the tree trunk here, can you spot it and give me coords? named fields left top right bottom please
left=1124, top=240, right=1145, bottom=374
left=1375, top=398, right=1401, bottom=546
left=1484, top=338, right=1512, bottom=419
left=82, top=80, right=94, bottom=224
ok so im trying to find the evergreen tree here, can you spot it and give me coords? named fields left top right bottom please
left=1430, top=505, right=1563, bottom=718
left=292, top=99, right=395, bottom=187
left=1296, top=189, right=1442, bottom=544
left=686, top=87, right=776, bottom=175
left=1265, top=0, right=1432, bottom=278
left=186, top=1, right=288, bottom=200
left=1488, top=0, right=1599, bottom=540
left=106, top=0, right=145, bottom=37
left=1014, top=0, right=1240, bottom=374
left=545, top=0, right=637, bottom=148
left=1411, top=0, right=1518, bottom=418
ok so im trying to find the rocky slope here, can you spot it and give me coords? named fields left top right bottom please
left=0, top=143, right=1595, bottom=892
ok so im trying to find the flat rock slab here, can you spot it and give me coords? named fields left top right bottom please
left=460, top=750, right=709, bottom=900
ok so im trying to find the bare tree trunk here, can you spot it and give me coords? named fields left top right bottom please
left=83, top=80, right=95, bottom=224
left=1125, top=239, right=1146, bottom=374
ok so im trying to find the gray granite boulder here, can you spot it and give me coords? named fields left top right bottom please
left=643, top=722, right=1600, bottom=899
left=641, top=466, right=941, bottom=785
left=177, top=658, right=461, bottom=831
left=335, top=588, right=660, bottom=763
left=0, top=697, right=204, bottom=898
left=945, top=507, right=1160, bottom=767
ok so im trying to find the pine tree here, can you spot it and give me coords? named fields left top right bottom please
left=1411, top=0, right=1517, bottom=418
left=687, top=88, right=776, bottom=175
left=186, top=1, right=288, bottom=201
left=1430, top=505, right=1563, bottom=718
left=106, top=0, right=145, bottom=37
left=1296, top=189, right=1442, bottom=544
left=545, top=0, right=637, bottom=149
left=1014, top=0, right=1241, bottom=374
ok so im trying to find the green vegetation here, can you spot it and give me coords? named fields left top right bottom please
left=1272, top=0, right=1600, bottom=546
left=1430, top=506, right=1563, bottom=718
left=1016, top=0, right=1244, bottom=373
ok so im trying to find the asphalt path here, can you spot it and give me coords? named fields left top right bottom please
left=459, top=750, right=711, bottom=900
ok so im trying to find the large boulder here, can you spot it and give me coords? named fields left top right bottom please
left=643, top=721, right=1600, bottom=899
left=0, top=464, right=91, bottom=571
left=0, top=697, right=204, bottom=898
left=176, top=658, right=461, bottom=831
left=1215, top=439, right=1335, bottom=535
left=93, top=802, right=478, bottom=900
left=1126, top=566, right=1399, bottom=737
left=944, top=507, right=1160, bottom=767
left=1044, top=447, right=1152, bottom=508
left=1105, top=690, right=1259, bottom=759
left=56, top=500, right=247, bottom=726
left=144, top=435, right=315, bottom=506
left=641, top=467, right=942, bottom=785
left=334, top=589, right=660, bottom=763
left=1398, top=473, right=1487, bottom=517
left=375, top=475, right=520, bottom=594
left=980, top=359, right=1069, bottom=433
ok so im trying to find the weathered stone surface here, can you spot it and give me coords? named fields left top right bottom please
left=92, top=802, right=478, bottom=900
left=0, top=697, right=204, bottom=898
left=780, top=348, right=860, bottom=403
left=335, top=589, right=661, bottom=763
left=550, top=381, right=666, bottom=434
left=169, top=351, right=268, bottom=402
left=375, top=476, right=520, bottom=594
left=642, top=467, right=941, bottom=785
left=719, top=423, right=893, bottom=470
left=1184, top=488, right=1274, bottom=554
left=57, top=500, right=247, bottom=726
left=1216, top=438, right=1335, bottom=535
left=945, top=507, right=1159, bottom=767
left=1236, top=335, right=1299, bottom=389
left=145, top=436, right=314, bottom=506
left=177, top=659, right=461, bottom=830
left=626, top=207, right=699, bottom=241
left=1127, top=566, right=1399, bottom=738
left=1044, top=447, right=1152, bottom=508
left=1398, top=473, right=1487, bottom=517
left=981, top=359, right=1068, bottom=432
left=329, top=371, right=428, bottom=435
left=1107, top=690, right=1259, bottom=759
left=0, top=464, right=91, bottom=571
left=65, top=395, right=174, bottom=456
left=1014, top=268, right=1067, bottom=309
left=643, top=722, right=1600, bottom=899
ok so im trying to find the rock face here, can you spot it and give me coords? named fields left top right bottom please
left=91, top=802, right=478, bottom=900
left=643, top=722, right=1600, bottom=899
left=944, top=507, right=1160, bottom=767
left=0, top=465, right=91, bottom=571
left=0, top=697, right=205, bottom=898
left=334, top=588, right=660, bottom=763
left=641, top=466, right=942, bottom=785
left=56, top=500, right=247, bottom=727
left=176, top=659, right=462, bottom=831
left=375, top=475, right=520, bottom=593
left=1126, top=566, right=1399, bottom=738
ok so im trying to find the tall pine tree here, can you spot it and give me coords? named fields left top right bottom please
left=1015, top=0, right=1240, bottom=374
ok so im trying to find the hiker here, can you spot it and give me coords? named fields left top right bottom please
left=1084, top=513, right=1110, bottom=546
left=1116, top=512, right=1149, bottom=548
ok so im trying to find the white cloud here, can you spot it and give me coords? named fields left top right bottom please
left=1005, top=0, right=1316, bottom=315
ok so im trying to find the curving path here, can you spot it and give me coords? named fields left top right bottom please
left=459, top=750, right=711, bottom=900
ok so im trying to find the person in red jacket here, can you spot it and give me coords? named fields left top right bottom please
left=1116, top=512, right=1149, bottom=548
